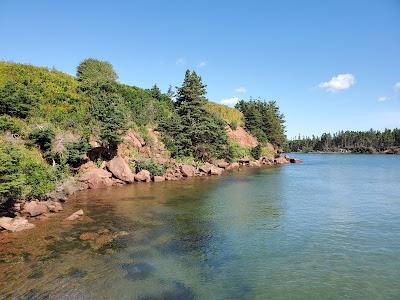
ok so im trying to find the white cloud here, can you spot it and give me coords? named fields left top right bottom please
left=318, top=73, right=355, bottom=92
left=234, top=86, right=247, bottom=93
left=198, top=61, right=208, bottom=67
left=394, top=82, right=400, bottom=92
left=176, top=57, right=186, bottom=65
left=220, top=97, right=239, bottom=106
left=378, top=96, right=390, bottom=102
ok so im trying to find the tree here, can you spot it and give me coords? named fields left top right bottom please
left=161, top=70, right=228, bottom=161
left=0, top=80, right=34, bottom=118
left=150, top=84, right=162, bottom=100
left=76, top=58, right=118, bottom=83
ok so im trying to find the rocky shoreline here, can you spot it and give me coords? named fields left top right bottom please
left=0, top=154, right=302, bottom=233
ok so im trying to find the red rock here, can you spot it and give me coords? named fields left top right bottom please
left=80, top=232, right=99, bottom=240
left=22, top=201, right=48, bottom=217
left=65, top=209, right=84, bottom=221
left=135, top=170, right=151, bottom=182
left=45, top=201, right=63, bottom=213
left=249, top=160, right=261, bottom=167
left=0, top=216, right=35, bottom=232
left=226, top=162, right=240, bottom=170
left=274, top=156, right=289, bottom=165
left=153, top=176, right=165, bottom=182
left=180, top=164, right=196, bottom=177
left=199, top=163, right=213, bottom=174
left=214, top=159, right=230, bottom=169
left=210, top=165, right=224, bottom=175
left=78, top=168, right=114, bottom=189
left=289, top=157, right=303, bottom=163
left=106, top=156, right=135, bottom=183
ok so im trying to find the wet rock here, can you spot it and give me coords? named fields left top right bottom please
left=121, top=262, right=155, bottom=280
left=249, top=160, right=261, bottom=167
left=162, top=281, right=195, bottom=300
left=180, top=164, right=196, bottom=177
left=289, top=157, right=303, bottom=163
left=22, top=201, right=48, bottom=217
left=0, top=216, right=35, bottom=232
left=153, top=175, right=165, bottom=182
left=260, top=156, right=274, bottom=165
left=135, top=170, right=151, bottom=182
left=65, top=209, right=84, bottom=221
left=95, top=234, right=113, bottom=247
left=106, top=156, right=135, bottom=183
left=199, top=163, right=213, bottom=174
left=67, top=267, right=87, bottom=278
left=78, top=168, right=114, bottom=189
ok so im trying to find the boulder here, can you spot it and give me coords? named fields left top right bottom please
left=106, top=156, right=135, bottom=183
left=123, top=129, right=145, bottom=149
left=78, top=168, right=114, bottom=189
left=214, top=159, right=230, bottom=169
left=249, top=160, right=262, bottom=167
left=180, top=164, right=197, bottom=177
left=0, top=216, right=35, bottom=232
left=199, top=163, right=213, bottom=174
left=274, top=156, right=289, bottom=165
left=135, top=170, right=151, bottom=182
left=289, top=157, right=303, bottom=163
left=226, top=162, right=240, bottom=170
left=153, top=176, right=165, bottom=182
left=22, top=201, right=48, bottom=217
left=45, top=201, right=63, bottom=213
left=210, top=165, right=224, bottom=176
left=65, top=209, right=84, bottom=221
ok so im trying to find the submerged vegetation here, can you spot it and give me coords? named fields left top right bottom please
left=0, top=59, right=287, bottom=209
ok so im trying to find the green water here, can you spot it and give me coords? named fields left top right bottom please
left=1, top=154, right=400, bottom=299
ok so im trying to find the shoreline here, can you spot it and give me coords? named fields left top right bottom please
left=0, top=155, right=302, bottom=234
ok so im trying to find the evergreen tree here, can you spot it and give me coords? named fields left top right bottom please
left=150, top=84, right=162, bottom=100
left=0, top=80, right=33, bottom=118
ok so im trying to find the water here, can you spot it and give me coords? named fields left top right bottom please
left=1, top=154, right=400, bottom=299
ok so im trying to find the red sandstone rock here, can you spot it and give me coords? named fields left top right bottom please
left=153, top=176, right=165, bottom=182
left=65, top=209, right=84, bottom=221
left=214, top=159, right=230, bottom=169
left=0, top=216, right=35, bottom=232
left=135, top=170, right=151, bottom=182
left=22, top=201, right=48, bottom=217
left=78, top=168, right=114, bottom=189
left=106, top=156, right=135, bottom=183
left=180, top=164, right=197, bottom=177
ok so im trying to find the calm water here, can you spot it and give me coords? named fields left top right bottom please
left=1, top=154, right=400, bottom=299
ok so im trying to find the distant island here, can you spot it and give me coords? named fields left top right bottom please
left=288, top=130, right=400, bottom=154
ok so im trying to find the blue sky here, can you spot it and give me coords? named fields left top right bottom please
left=1, top=0, right=399, bottom=138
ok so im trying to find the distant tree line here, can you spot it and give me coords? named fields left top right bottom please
left=289, top=129, right=400, bottom=153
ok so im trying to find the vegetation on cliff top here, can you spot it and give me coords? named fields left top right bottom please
left=0, top=59, right=287, bottom=209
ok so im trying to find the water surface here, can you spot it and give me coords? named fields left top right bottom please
left=1, top=154, right=400, bottom=299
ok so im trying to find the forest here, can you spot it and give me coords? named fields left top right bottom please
left=288, top=129, right=400, bottom=153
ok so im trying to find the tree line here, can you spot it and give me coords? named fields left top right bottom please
left=289, top=129, right=400, bottom=153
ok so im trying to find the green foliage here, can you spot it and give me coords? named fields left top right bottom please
left=135, top=159, right=169, bottom=176
left=206, top=102, right=244, bottom=127
left=0, top=142, right=55, bottom=205
left=0, top=115, right=25, bottom=134
left=28, top=127, right=55, bottom=153
left=0, top=80, right=34, bottom=118
left=251, top=144, right=262, bottom=160
left=160, top=70, right=229, bottom=161
left=76, top=58, right=118, bottom=82
left=235, top=99, right=286, bottom=148
left=64, top=138, right=91, bottom=167
left=289, top=129, right=400, bottom=152
left=226, top=140, right=252, bottom=162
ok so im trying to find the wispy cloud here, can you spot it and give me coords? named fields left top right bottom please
left=378, top=96, right=390, bottom=102
left=198, top=60, right=208, bottom=67
left=318, top=73, right=355, bottom=92
left=220, top=97, right=239, bottom=106
left=394, top=82, right=400, bottom=92
left=234, top=86, right=247, bottom=93
left=176, top=57, right=186, bottom=65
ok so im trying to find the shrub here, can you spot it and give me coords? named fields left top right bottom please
left=251, top=144, right=262, bottom=160
left=135, top=159, right=169, bottom=176
left=64, top=138, right=91, bottom=167
left=0, top=115, right=24, bottom=134
left=227, top=140, right=252, bottom=162
left=29, top=127, right=55, bottom=152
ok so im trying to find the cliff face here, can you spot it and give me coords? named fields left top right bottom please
left=226, top=125, right=258, bottom=148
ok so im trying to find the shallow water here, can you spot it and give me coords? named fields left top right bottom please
left=1, top=154, right=400, bottom=299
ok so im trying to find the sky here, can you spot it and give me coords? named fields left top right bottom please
left=1, top=0, right=399, bottom=138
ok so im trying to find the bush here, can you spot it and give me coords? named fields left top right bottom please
left=0, top=142, right=56, bottom=205
left=251, top=144, right=262, bottom=160
left=0, top=115, right=24, bottom=134
left=29, top=127, right=55, bottom=152
left=135, top=159, right=169, bottom=176
left=64, top=138, right=91, bottom=167
left=227, top=140, right=252, bottom=162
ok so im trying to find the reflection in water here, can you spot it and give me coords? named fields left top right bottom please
left=1, top=155, right=400, bottom=299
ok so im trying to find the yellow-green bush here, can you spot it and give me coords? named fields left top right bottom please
left=206, top=102, right=244, bottom=127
